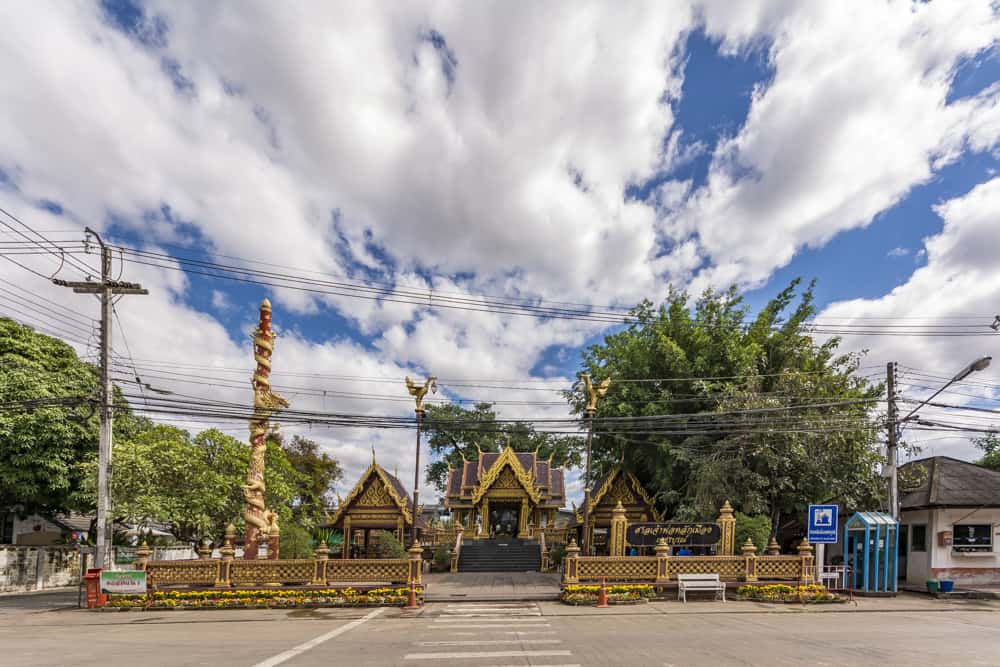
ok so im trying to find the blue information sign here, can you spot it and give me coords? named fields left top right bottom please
left=807, top=504, right=839, bottom=544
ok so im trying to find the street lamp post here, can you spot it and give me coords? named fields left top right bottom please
left=405, top=376, right=437, bottom=547
left=579, top=374, right=611, bottom=556
left=886, top=355, right=992, bottom=519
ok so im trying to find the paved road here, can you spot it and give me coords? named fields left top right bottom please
left=2, top=593, right=1000, bottom=666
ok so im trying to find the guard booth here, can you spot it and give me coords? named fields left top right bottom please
left=844, top=511, right=898, bottom=595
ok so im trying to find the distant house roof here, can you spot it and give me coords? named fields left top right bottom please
left=443, top=445, right=566, bottom=509
left=900, top=456, right=1000, bottom=510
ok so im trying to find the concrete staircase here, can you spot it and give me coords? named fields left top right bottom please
left=457, top=538, right=542, bottom=572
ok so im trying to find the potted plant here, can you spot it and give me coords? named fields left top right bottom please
left=926, top=579, right=939, bottom=594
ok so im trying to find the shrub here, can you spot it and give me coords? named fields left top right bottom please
left=734, top=512, right=772, bottom=552
left=280, top=524, right=313, bottom=559
left=375, top=530, right=407, bottom=558
left=433, top=541, right=453, bottom=568
left=548, top=543, right=566, bottom=566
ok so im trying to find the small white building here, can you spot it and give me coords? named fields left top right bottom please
left=899, top=457, right=1000, bottom=587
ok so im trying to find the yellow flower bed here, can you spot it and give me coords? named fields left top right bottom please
left=736, top=584, right=837, bottom=602
left=561, top=584, right=654, bottom=604
left=106, top=587, right=422, bottom=609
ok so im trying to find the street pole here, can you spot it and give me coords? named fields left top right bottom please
left=579, top=374, right=610, bottom=556
left=405, top=376, right=436, bottom=547
left=54, top=229, right=146, bottom=570
left=885, top=355, right=991, bottom=521
left=886, top=362, right=899, bottom=520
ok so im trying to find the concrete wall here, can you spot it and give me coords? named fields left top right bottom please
left=902, top=508, right=1000, bottom=586
left=0, top=546, right=81, bottom=593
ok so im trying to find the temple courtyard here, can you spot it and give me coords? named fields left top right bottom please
left=3, top=588, right=1000, bottom=666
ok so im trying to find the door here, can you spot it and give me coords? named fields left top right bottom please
left=897, top=525, right=908, bottom=581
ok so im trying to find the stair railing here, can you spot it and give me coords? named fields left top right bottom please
left=539, top=529, right=549, bottom=572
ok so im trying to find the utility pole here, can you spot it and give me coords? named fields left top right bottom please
left=54, top=229, right=146, bottom=569
left=885, top=362, right=898, bottom=520
left=579, top=373, right=610, bottom=556
left=405, top=376, right=436, bottom=547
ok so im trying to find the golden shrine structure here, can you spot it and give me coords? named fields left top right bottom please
left=443, top=445, right=566, bottom=539
left=573, top=466, right=664, bottom=554
left=323, top=454, right=422, bottom=558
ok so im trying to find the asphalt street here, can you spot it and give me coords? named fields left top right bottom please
left=2, top=591, right=999, bottom=666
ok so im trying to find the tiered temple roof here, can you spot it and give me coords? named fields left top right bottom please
left=444, top=445, right=566, bottom=510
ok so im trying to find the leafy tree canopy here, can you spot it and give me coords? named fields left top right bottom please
left=0, top=318, right=145, bottom=516
left=423, top=402, right=584, bottom=493
left=568, top=279, right=884, bottom=531
left=975, top=434, right=1000, bottom=472
left=268, top=432, right=344, bottom=529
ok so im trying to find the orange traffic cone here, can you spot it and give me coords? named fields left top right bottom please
left=596, top=577, right=609, bottom=608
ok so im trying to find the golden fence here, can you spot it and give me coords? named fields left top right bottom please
left=563, top=545, right=810, bottom=586
left=139, top=544, right=422, bottom=589
left=577, top=557, right=658, bottom=581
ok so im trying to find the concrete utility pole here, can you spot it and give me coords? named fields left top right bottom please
left=579, top=373, right=611, bottom=556
left=54, top=229, right=146, bottom=570
left=885, top=362, right=899, bottom=520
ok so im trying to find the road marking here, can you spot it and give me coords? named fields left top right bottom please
left=250, top=608, right=385, bottom=667
left=417, top=639, right=562, bottom=647
left=434, top=618, right=549, bottom=624
left=433, top=623, right=552, bottom=629
left=403, top=650, right=573, bottom=660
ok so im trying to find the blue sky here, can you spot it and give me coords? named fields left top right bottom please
left=1, top=1, right=999, bottom=501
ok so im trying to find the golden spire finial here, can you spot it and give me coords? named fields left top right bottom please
left=261, top=297, right=272, bottom=310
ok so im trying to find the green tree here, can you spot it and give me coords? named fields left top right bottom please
left=569, top=280, right=883, bottom=532
left=269, top=433, right=343, bottom=530
left=0, top=318, right=145, bottom=517
left=975, top=434, right=1000, bottom=472
left=423, top=402, right=584, bottom=493
left=77, top=426, right=310, bottom=542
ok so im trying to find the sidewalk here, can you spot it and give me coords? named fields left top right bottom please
left=534, top=591, right=1000, bottom=616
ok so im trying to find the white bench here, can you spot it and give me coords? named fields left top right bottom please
left=677, top=573, right=726, bottom=603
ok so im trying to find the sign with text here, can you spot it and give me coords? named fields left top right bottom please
left=807, top=504, right=839, bottom=544
left=100, top=570, right=147, bottom=595
left=626, top=522, right=721, bottom=547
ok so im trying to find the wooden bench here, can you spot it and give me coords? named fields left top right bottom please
left=677, top=573, right=726, bottom=603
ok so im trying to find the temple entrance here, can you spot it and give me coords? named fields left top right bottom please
left=489, top=502, right=520, bottom=538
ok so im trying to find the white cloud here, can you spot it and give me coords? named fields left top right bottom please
left=887, top=247, right=910, bottom=258
left=670, top=0, right=1000, bottom=292
left=818, top=177, right=1000, bottom=461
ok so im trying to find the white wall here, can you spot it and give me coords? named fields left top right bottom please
left=904, top=507, right=1000, bottom=586
left=0, top=546, right=81, bottom=593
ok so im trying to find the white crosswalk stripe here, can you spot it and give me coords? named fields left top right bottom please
left=403, top=603, right=580, bottom=665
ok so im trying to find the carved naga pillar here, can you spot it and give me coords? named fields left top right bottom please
left=243, top=298, right=289, bottom=559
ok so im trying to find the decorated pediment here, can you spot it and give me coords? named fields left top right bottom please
left=471, top=446, right=541, bottom=504
left=583, top=466, right=663, bottom=521
left=327, top=459, right=412, bottom=525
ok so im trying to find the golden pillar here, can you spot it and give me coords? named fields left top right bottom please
left=716, top=500, right=736, bottom=556
left=243, top=299, right=289, bottom=559
left=609, top=500, right=628, bottom=557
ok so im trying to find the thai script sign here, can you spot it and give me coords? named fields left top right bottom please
left=626, top=522, right=721, bottom=547
left=100, top=570, right=147, bottom=595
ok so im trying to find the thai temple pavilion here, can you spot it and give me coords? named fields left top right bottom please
left=444, top=445, right=566, bottom=538
left=323, top=457, right=422, bottom=558
left=575, top=466, right=663, bottom=554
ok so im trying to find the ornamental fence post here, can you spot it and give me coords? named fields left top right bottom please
left=312, top=542, right=330, bottom=585
left=134, top=541, right=152, bottom=571
left=741, top=538, right=758, bottom=582
left=798, top=538, right=814, bottom=584
left=215, top=524, right=236, bottom=588
left=408, top=542, right=423, bottom=587
left=563, top=538, right=580, bottom=584
left=654, top=538, right=670, bottom=584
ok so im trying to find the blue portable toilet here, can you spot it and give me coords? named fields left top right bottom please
left=844, top=511, right=898, bottom=595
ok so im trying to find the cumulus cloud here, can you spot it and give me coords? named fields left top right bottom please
left=2, top=1, right=999, bottom=498
left=819, top=177, right=1000, bottom=460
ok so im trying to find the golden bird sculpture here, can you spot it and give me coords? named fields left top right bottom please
left=580, top=373, right=611, bottom=412
left=405, top=375, right=438, bottom=412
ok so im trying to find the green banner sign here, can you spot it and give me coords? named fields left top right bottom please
left=100, top=570, right=147, bottom=595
